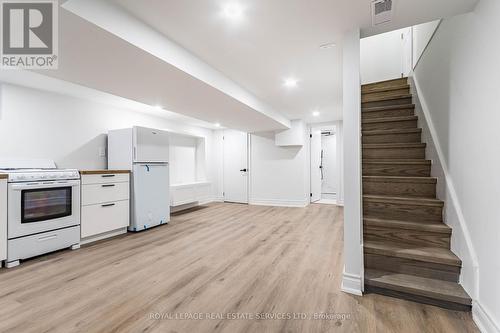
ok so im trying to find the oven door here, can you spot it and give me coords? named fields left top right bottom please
left=8, top=180, right=81, bottom=239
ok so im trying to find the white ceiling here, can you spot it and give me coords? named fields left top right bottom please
left=113, top=0, right=345, bottom=124
left=39, top=1, right=290, bottom=132
left=111, top=0, right=477, bottom=123
left=33, top=0, right=477, bottom=132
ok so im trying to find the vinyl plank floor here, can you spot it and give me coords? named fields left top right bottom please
left=0, top=203, right=478, bottom=333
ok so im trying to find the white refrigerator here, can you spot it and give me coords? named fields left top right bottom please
left=108, top=126, right=170, bottom=231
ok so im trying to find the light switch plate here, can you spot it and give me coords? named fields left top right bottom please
left=98, top=147, right=106, bottom=157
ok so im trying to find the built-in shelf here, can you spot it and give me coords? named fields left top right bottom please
left=170, top=181, right=212, bottom=207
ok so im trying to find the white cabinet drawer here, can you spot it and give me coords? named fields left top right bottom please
left=82, top=182, right=129, bottom=206
left=8, top=226, right=80, bottom=262
left=81, top=200, right=129, bottom=238
left=81, top=173, right=129, bottom=185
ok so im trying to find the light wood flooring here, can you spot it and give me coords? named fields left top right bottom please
left=0, top=203, right=478, bottom=333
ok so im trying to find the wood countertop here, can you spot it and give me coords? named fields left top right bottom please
left=79, top=170, right=130, bottom=175
left=0, top=174, right=7, bottom=180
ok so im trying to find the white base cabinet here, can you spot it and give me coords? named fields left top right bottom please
left=0, top=178, right=7, bottom=264
left=80, top=171, right=130, bottom=244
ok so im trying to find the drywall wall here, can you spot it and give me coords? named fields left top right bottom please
left=249, top=130, right=310, bottom=207
left=0, top=83, right=219, bottom=198
left=412, top=20, right=440, bottom=68
left=169, top=134, right=202, bottom=185
left=336, top=122, right=344, bottom=205
left=341, top=29, right=363, bottom=295
left=413, top=0, right=500, bottom=330
left=275, top=120, right=306, bottom=146
left=360, top=28, right=408, bottom=84
left=410, top=75, right=477, bottom=308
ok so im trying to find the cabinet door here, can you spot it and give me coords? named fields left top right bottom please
left=133, top=127, right=169, bottom=163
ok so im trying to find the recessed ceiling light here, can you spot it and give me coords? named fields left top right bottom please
left=284, top=78, right=298, bottom=88
left=223, top=3, right=244, bottom=20
left=312, top=111, right=320, bottom=117
left=154, top=105, right=163, bottom=110
left=215, top=123, right=221, bottom=128
left=319, top=42, right=336, bottom=50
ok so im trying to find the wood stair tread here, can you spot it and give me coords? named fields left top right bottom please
left=363, top=175, right=437, bottom=184
left=363, top=194, right=443, bottom=207
left=362, top=77, right=409, bottom=88
left=364, top=241, right=461, bottom=266
left=364, top=217, right=451, bottom=234
left=361, top=94, right=412, bottom=103
left=361, top=85, right=410, bottom=95
left=362, top=128, right=422, bottom=136
left=363, top=143, right=426, bottom=149
left=362, top=104, right=415, bottom=112
left=365, top=269, right=471, bottom=305
left=362, top=116, right=417, bottom=124
left=362, top=159, right=431, bottom=165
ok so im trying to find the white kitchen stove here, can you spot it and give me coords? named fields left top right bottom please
left=0, top=160, right=81, bottom=268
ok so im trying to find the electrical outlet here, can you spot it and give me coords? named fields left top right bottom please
left=99, top=147, right=106, bottom=157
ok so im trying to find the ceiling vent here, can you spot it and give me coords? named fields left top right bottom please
left=372, top=0, right=393, bottom=26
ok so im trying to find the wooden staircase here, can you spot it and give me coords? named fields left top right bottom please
left=361, top=77, right=472, bottom=311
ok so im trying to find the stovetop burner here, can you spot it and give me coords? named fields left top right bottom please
left=0, top=160, right=79, bottom=183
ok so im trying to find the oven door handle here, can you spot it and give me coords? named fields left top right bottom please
left=10, top=180, right=80, bottom=191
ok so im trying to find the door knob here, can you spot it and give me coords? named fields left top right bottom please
left=240, top=168, right=247, bottom=172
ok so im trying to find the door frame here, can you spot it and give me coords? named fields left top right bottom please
left=309, top=123, right=340, bottom=204
left=310, top=127, right=322, bottom=203
left=401, top=27, right=413, bottom=77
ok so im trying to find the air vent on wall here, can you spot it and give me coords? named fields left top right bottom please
left=372, top=0, right=393, bottom=26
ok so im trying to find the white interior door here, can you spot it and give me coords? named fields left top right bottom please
left=310, top=129, right=322, bottom=202
left=223, top=130, right=248, bottom=204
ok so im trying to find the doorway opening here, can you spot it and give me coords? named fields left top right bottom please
left=310, top=125, right=339, bottom=205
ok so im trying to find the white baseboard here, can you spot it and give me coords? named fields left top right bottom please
left=80, top=227, right=127, bottom=245
left=473, top=300, right=500, bottom=333
left=210, top=196, right=225, bottom=203
left=249, top=198, right=309, bottom=208
left=341, top=268, right=363, bottom=296
left=200, top=197, right=223, bottom=204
